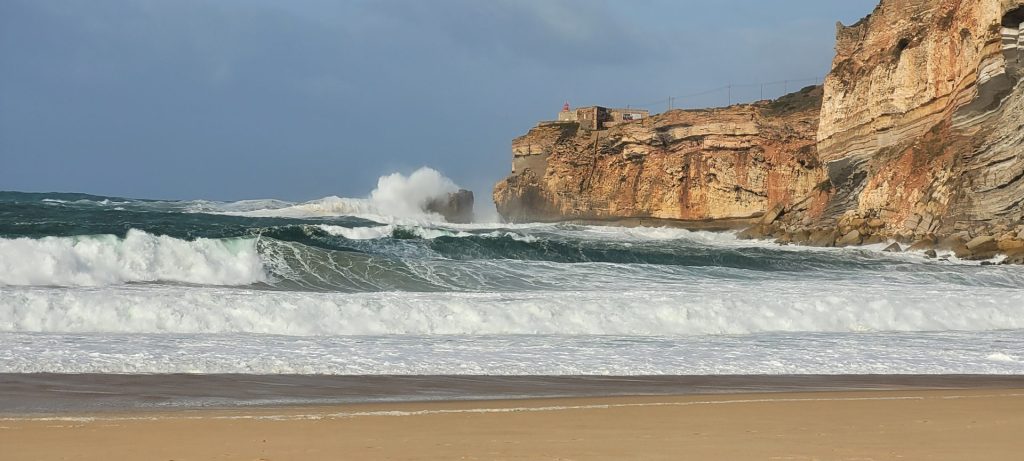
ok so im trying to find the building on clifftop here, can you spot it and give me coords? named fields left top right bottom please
left=556, top=102, right=649, bottom=130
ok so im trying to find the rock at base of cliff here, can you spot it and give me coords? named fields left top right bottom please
left=836, top=230, right=862, bottom=247
left=883, top=243, right=903, bottom=253
left=808, top=229, right=838, bottom=247
left=425, top=189, right=474, bottom=223
left=737, top=225, right=769, bottom=240
left=1002, top=248, right=1024, bottom=265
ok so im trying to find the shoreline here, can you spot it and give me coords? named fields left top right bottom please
left=4, top=374, right=1024, bottom=415
left=495, top=216, right=1024, bottom=263
left=4, top=387, right=1022, bottom=460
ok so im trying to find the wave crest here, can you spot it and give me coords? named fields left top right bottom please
left=4, top=286, right=1024, bottom=335
left=208, top=167, right=462, bottom=222
left=0, top=230, right=265, bottom=287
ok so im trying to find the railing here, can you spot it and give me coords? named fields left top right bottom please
left=620, top=76, right=825, bottom=113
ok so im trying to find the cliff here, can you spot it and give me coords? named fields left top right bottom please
left=809, top=0, right=1024, bottom=236
left=493, top=0, right=1024, bottom=261
left=494, top=86, right=826, bottom=226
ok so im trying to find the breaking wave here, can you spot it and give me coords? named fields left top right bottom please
left=3, top=284, right=1024, bottom=335
left=206, top=167, right=461, bottom=222
left=4, top=186, right=1024, bottom=375
left=0, top=230, right=265, bottom=287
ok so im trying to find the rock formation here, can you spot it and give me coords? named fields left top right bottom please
left=493, top=0, right=1024, bottom=262
left=811, top=0, right=1024, bottom=233
left=774, top=0, right=1024, bottom=260
left=426, top=189, right=474, bottom=223
left=494, top=87, right=826, bottom=227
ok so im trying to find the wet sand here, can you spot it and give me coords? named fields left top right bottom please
left=3, top=388, right=1023, bottom=461
left=4, top=374, right=1024, bottom=413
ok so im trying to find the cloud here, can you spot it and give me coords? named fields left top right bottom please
left=362, top=0, right=655, bottom=69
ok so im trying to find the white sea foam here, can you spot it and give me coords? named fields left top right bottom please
left=987, top=352, right=1018, bottom=362
left=318, top=224, right=396, bottom=240
left=209, top=167, right=460, bottom=222
left=0, top=230, right=265, bottom=287
left=3, top=281, right=1023, bottom=336
left=2, top=330, right=1022, bottom=375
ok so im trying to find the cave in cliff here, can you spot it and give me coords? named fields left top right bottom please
left=1004, top=7, right=1024, bottom=63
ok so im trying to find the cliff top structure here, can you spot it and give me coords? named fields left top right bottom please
left=555, top=103, right=649, bottom=131
left=494, top=0, right=1024, bottom=262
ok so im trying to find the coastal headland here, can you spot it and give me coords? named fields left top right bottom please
left=495, top=0, right=1024, bottom=263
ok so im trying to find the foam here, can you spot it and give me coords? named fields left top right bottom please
left=3, top=281, right=1023, bottom=335
left=0, top=230, right=265, bottom=287
left=210, top=167, right=461, bottom=222
left=318, top=224, right=396, bottom=240
left=2, top=330, right=1022, bottom=374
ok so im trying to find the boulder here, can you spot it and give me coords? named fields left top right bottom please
left=952, top=243, right=973, bottom=259
left=737, top=225, right=767, bottom=240
left=883, top=243, right=903, bottom=253
left=836, top=229, right=862, bottom=247
left=965, top=235, right=998, bottom=252
left=1002, top=248, right=1024, bottom=265
left=924, top=249, right=938, bottom=258
left=863, top=234, right=886, bottom=245
left=425, top=189, right=474, bottom=223
left=808, top=229, right=838, bottom=247
left=762, top=204, right=784, bottom=225
left=998, top=238, right=1024, bottom=252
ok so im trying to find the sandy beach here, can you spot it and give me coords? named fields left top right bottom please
left=3, top=387, right=1022, bottom=461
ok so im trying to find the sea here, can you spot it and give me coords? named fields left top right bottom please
left=2, top=169, right=1023, bottom=377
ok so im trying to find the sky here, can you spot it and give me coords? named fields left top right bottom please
left=0, top=0, right=878, bottom=202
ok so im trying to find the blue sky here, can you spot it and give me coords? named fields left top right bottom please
left=0, top=0, right=878, bottom=201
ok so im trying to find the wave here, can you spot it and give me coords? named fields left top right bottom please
left=4, top=283, right=1024, bottom=335
left=0, top=230, right=265, bottom=287
left=4, top=221, right=1022, bottom=290
left=4, top=331, right=1022, bottom=374
left=205, top=167, right=462, bottom=222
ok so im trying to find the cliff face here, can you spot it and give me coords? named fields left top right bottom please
left=494, top=87, right=826, bottom=225
left=494, top=0, right=1024, bottom=258
left=813, top=0, right=1024, bottom=238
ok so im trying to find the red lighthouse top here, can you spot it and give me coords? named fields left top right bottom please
left=562, top=101, right=570, bottom=112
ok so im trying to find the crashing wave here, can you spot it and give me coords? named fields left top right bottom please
left=0, top=229, right=265, bottom=287
left=3, top=284, right=1024, bottom=335
left=205, top=167, right=462, bottom=222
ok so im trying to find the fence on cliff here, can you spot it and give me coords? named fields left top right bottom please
left=620, top=76, right=825, bottom=113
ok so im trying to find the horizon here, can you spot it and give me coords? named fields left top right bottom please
left=1, top=0, right=877, bottom=202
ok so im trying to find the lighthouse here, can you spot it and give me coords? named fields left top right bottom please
left=558, top=101, right=577, bottom=122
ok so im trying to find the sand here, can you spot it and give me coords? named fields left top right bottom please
left=3, top=388, right=1022, bottom=460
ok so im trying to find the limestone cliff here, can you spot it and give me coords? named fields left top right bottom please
left=811, top=0, right=1024, bottom=240
left=494, top=87, right=826, bottom=226
left=493, top=0, right=1024, bottom=261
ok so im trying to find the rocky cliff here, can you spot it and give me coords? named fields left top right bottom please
left=494, top=0, right=1024, bottom=261
left=494, top=86, right=826, bottom=227
left=808, top=0, right=1024, bottom=236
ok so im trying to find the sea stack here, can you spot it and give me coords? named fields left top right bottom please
left=426, top=189, right=474, bottom=223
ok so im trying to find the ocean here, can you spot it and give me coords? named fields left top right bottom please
left=2, top=176, right=1023, bottom=376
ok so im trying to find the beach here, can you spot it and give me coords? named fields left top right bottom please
left=4, top=387, right=1022, bottom=460
left=2, top=375, right=1024, bottom=460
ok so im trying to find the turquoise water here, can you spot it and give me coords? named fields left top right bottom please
left=1, top=190, right=1023, bottom=374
